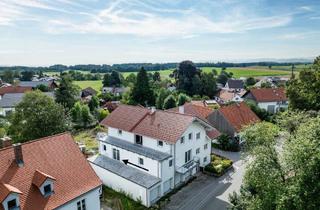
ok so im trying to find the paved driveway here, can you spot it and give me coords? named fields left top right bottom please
left=163, top=149, right=245, bottom=210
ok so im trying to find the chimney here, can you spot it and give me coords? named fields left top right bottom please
left=179, top=106, right=184, bottom=114
left=13, top=143, right=24, bottom=167
left=0, top=137, right=12, bottom=148
left=150, top=107, right=156, bottom=114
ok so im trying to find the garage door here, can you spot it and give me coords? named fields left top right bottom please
left=163, top=179, right=172, bottom=193
left=150, top=185, right=160, bottom=202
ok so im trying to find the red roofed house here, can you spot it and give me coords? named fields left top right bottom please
left=0, top=86, right=32, bottom=99
left=207, top=102, right=260, bottom=141
left=168, top=103, right=221, bottom=140
left=90, top=105, right=214, bottom=207
left=243, top=88, right=288, bottom=113
left=0, top=133, right=102, bottom=210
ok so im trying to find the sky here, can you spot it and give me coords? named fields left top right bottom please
left=0, top=0, right=319, bottom=66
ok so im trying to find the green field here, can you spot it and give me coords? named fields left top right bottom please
left=68, top=65, right=306, bottom=92
left=74, top=80, right=103, bottom=92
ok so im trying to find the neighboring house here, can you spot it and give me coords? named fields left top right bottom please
left=167, top=84, right=176, bottom=92
left=216, top=89, right=246, bottom=104
left=0, top=86, right=32, bottom=99
left=89, top=105, right=214, bottom=207
left=243, top=88, right=288, bottom=113
left=224, top=79, right=244, bottom=92
left=0, top=92, right=54, bottom=116
left=102, top=87, right=128, bottom=96
left=168, top=103, right=221, bottom=140
left=207, top=102, right=260, bottom=141
left=0, top=133, right=102, bottom=210
left=81, top=87, right=98, bottom=98
left=18, top=81, right=58, bottom=90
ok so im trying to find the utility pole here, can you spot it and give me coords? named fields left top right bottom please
left=291, top=64, right=295, bottom=79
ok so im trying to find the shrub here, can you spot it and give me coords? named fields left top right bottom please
left=214, top=134, right=240, bottom=152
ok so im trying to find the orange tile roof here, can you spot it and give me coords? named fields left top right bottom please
left=0, top=86, right=32, bottom=96
left=0, top=183, right=22, bottom=203
left=219, top=102, right=260, bottom=132
left=169, top=103, right=221, bottom=139
left=0, top=133, right=102, bottom=210
left=32, top=170, right=56, bottom=189
left=101, top=105, right=202, bottom=143
left=248, top=88, right=287, bottom=102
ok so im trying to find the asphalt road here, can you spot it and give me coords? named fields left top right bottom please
left=164, top=149, right=246, bottom=210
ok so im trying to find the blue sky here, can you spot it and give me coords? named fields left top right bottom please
left=0, top=0, right=319, bottom=66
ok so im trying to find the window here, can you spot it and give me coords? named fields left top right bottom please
left=103, top=145, right=106, bottom=151
left=196, top=132, right=200, bottom=139
left=118, top=129, right=122, bottom=135
left=196, top=148, right=200, bottom=154
left=158, top=141, right=163, bottom=146
left=113, top=148, right=120, bottom=160
left=204, top=144, right=208, bottom=150
left=185, top=149, right=191, bottom=163
left=139, top=157, right=144, bottom=165
left=180, top=136, right=185, bottom=144
left=169, top=159, right=173, bottom=167
left=44, top=184, right=52, bottom=195
left=135, top=135, right=143, bottom=145
left=77, top=199, right=86, bottom=210
left=7, top=199, right=17, bottom=209
left=204, top=157, right=207, bottom=163
left=188, top=133, right=192, bottom=140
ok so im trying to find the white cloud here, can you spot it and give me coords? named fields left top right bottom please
left=44, top=0, right=292, bottom=37
left=300, top=6, right=313, bottom=11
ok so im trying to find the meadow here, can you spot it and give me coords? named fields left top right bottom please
left=61, top=65, right=306, bottom=92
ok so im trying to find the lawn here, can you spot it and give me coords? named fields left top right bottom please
left=102, top=186, right=149, bottom=210
left=74, top=80, right=103, bottom=92
left=72, top=126, right=107, bottom=152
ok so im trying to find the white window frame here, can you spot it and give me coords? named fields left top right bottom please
left=196, top=132, right=200, bottom=139
left=77, top=199, right=86, bottom=210
left=188, top=133, right=193, bottom=140
left=180, top=136, right=185, bottom=144
left=138, top=157, right=144, bottom=165
left=204, top=144, right=208, bottom=150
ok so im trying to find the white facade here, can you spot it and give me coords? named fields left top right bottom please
left=0, top=107, right=14, bottom=116
left=91, top=120, right=211, bottom=207
left=56, top=187, right=101, bottom=210
left=257, top=101, right=288, bottom=113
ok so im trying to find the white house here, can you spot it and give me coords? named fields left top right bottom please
left=243, top=88, right=288, bottom=113
left=102, top=87, right=128, bottom=96
left=0, top=133, right=102, bottom=210
left=89, top=105, right=214, bottom=207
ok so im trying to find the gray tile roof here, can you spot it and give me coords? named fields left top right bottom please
left=227, top=79, right=244, bottom=89
left=89, top=155, right=161, bottom=189
left=99, top=136, right=171, bottom=161
left=18, top=81, right=52, bottom=88
left=0, top=92, right=54, bottom=108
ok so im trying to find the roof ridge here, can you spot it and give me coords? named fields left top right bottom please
left=0, top=132, right=71, bottom=152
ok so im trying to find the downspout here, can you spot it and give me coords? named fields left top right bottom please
left=173, top=143, right=176, bottom=186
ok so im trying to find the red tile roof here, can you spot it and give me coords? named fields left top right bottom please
left=168, top=103, right=221, bottom=139
left=169, top=103, right=213, bottom=121
left=0, top=133, right=102, bottom=210
left=32, top=170, right=56, bottom=189
left=248, top=88, right=287, bottom=102
left=101, top=105, right=209, bottom=143
left=219, top=102, right=260, bottom=132
left=0, top=183, right=22, bottom=203
left=0, top=86, right=32, bottom=96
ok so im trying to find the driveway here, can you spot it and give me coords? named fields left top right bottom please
left=163, top=148, right=245, bottom=210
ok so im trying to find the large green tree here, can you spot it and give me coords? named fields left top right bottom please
left=200, top=72, right=218, bottom=98
left=8, top=91, right=69, bottom=143
left=55, top=75, right=80, bottom=110
left=109, top=70, right=121, bottom=87
left=172, top=61, right=202, bottom=96
left=156, top=88, right=171, bottom=109
left=230, top=115, right=320, bottom=210
left=286, top=57, right=320, bottom=111
left=163, top=94, right=176, bottom=109
left=130, top=67, right=155, bottom=106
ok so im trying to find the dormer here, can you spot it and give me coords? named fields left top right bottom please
left=32, top=170, right=56, bottom=197
left=0, top=183, right=22, bottom=210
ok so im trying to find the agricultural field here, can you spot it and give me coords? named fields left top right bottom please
left=74, top=80, right=103, bottom=92
left=66, top=65, right=308, bottom=92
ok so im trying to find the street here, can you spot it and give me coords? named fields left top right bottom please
left=164, top=148, right=246, bottom=210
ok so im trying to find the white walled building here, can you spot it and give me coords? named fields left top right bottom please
left=243, top=88, right=288, bottom=113
left=89, top=105, right=214, bottom=207
left=0, top=133, right=102, bottom=210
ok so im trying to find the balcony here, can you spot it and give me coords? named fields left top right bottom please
left=176, top=158, right=199, bottom=174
